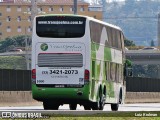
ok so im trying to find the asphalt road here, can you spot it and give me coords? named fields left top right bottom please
left=0, top=103, right=159, bottom=118
left=0, top=103, right=160, bottom=111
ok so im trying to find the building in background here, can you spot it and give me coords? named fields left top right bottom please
left=0, top=0, right=102, bottom=40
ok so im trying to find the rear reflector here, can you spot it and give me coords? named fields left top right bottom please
left=84, top=69, right=90, bottom=81
left=32, top=69, right=36, bottom=79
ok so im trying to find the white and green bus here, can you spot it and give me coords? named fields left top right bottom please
left=32, top=14, right=130, bottom=110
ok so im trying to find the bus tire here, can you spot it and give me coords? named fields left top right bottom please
left=119, top=89, right=123, bottom=104
left=91, top=102, right=99, bottom=110
left=99, top=94, right=105, bottom=110
left=92, top=87, right=103, bottom=110
left=84, top=105, right=91, bottom=110
left=43, top=101, right=59, bottom=110
left=99, top=86, right=105, bottom=110
left=111, top=103, right=119, bottom=111
left=69, top=103, right=77, bottom=110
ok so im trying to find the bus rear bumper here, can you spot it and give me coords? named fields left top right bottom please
left=32, top=84, right=90, bottom=103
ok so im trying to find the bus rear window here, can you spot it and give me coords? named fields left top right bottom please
left=36, top=16, right=86, bottom=38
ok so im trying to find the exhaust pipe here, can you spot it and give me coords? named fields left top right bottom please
left=77, top=91, right=83, bottom=96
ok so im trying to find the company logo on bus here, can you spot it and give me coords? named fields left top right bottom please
left=40, top=43, right=48, bottom=51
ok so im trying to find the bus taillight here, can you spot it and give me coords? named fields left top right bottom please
left=32, top=69, right=36, bottom=79
left=84, top=69, right=90, bottom=83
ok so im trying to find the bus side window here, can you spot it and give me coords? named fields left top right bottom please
left=116, top=64, right=122, bottom=83
left=120, top=33, right=125, bottom=53
left=108, top=63, right=111, bottom=81
left=107, top=27, right=112, bottom=47
left=92, top=60, right=95, bottom=79
left=110, top=63, right=115, bottom=81
left=119, top=64, right=122, bottom=83
left=118, top=31, right=122, bottom=49
left=105, top=61, right=108, bottom=80
left=115, top=64, right=118, bottom=83
left=112, top=29, right=116, bottom=48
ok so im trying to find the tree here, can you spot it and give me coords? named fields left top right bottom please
left=106, top=0, right=159, bottom=46
left=13, top=35, right=26, bottom=47
left=124, top=39, right=136, bottom=46
left=150, top=40, right=155, bottom=46
left=0, top=35, right=31, bottom=52
left=133, top=64, right=146, bottom=77
left=147, top=65, right=158, bottom=78
left=0, top=37, right=16, bottom=52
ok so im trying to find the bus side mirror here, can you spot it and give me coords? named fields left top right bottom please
left=126, top=68, right=132, bottom=77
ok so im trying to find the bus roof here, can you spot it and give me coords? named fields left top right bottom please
left=35, top=14, right=122, bottom=31
left=86, top=16, right=122, bottom=31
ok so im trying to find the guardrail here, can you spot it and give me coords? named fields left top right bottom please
left=0, top=51, right=31, bottom=56
left=0, top=69, right=159, bottom=92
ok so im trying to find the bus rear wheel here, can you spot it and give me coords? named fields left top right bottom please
left=69, top=103, right=77, bottom=110
left=92, top=89, right=105, bottom=110
left=99, top=94, right=105, bottom=110
left=43, top=101, right=59, bottom=110
left=91, top=101, right=99, bottom=110
left=111, top=103, right=119, bottom=111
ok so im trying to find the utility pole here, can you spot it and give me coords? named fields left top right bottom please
left=74, top=0, right=77, bottom=14
left=25, top=27, right=30, bottom=70
left=24, top=0, right=37, bottom=70
left=31, top=0, right=37, bottom=25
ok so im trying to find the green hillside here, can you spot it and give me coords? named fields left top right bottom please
left=0, top=56, right=26, bottom=69
left=105, top=0, right=160, bottom=46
